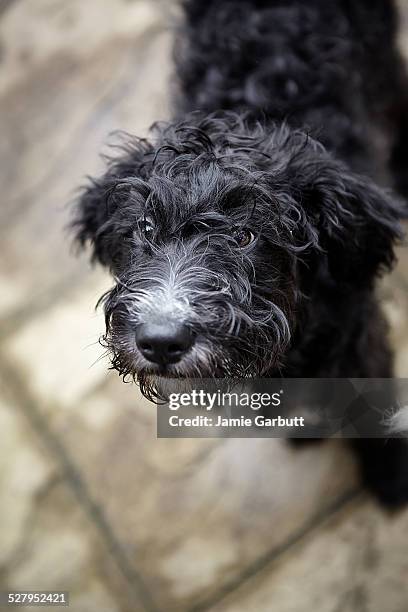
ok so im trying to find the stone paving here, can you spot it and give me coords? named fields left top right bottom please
left=0, top=1, right=408, bottom=611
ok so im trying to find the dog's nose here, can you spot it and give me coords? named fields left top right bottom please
left=135, top=322, right=194, bottom=365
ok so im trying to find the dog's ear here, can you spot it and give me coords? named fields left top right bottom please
left=72, top=139, right=153, bottom=266
left=295, top=158, right=405, bottom=288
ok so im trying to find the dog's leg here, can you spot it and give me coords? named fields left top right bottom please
left=288, top=301, right=408, bottom=507
left=349, top=311, right=408, bottom=508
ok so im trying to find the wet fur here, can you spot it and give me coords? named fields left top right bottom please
left=73, top=0, right=408, bottom=506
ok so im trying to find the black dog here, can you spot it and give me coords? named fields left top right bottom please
left=73, top=0, right=408, bottom=506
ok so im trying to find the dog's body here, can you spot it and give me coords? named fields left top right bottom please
left=74, top=0, right=408, bottom=505
left=178, top=0, right=408, bottom=185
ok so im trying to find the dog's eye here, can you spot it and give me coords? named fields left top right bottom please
left=233, top=228, right=255, bottom=248
left=138, top=216, right=154, bottom=238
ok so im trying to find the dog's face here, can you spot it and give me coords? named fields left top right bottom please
left=74, top=113, right=402, bottom=397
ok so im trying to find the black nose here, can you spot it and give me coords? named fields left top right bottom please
left=135, top=322, right=194, bottom=365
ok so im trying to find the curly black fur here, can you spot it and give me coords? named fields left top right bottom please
left=73, top=0, right=408, bottom=506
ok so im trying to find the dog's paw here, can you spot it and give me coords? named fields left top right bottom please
left=353, top=438, right=408, bottom=508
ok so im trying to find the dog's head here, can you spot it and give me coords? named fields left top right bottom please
left=73, top=112, right=403, bottom=398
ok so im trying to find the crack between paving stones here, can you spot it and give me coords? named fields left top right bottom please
left=0, top=352, right=364, bottom=612
left=2, top=23, right=165, bottom=225
left=0, top=472, right=63, bottom=580
left=0, top=358, right=162, bottom=612
left=188, top=487, right=364, bottom=612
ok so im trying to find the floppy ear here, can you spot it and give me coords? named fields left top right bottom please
left=72, top=139, right=153, bottom=266
left=298, top=159, right=405, bottom=288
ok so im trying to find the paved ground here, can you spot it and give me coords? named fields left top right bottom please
left=1, top=1, right=408, bottom=611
